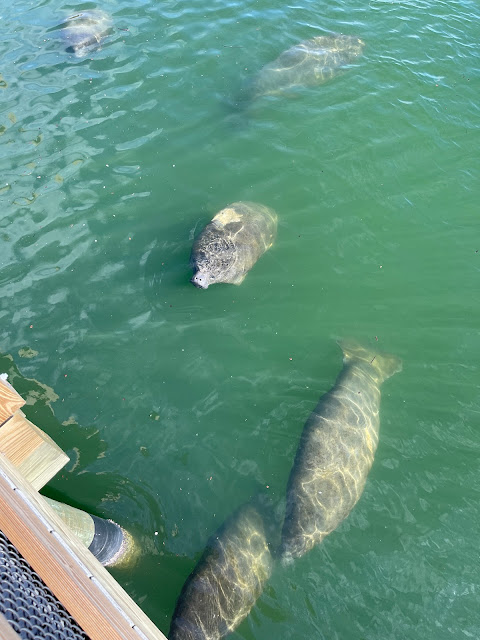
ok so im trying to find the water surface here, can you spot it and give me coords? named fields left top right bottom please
left=1, top=0, right=479, bottom=637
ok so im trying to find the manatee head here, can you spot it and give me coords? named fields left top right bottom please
left=190, top=271, right=210, bottom=289
left=61, top=10, right=111, bottom=57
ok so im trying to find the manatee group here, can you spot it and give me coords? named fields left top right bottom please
left=60, top=9, right=112, bottom=57
left=169, top=503, right=272, bottom=640
left=190, top=202, right=277, bottom=289
left=280, top=343, right=402, bottom=562
left=245, top=34, right=365, bottom=102
left=169, top=341, right=401, bottom=638
left=46, top=8, right=403, bottom=637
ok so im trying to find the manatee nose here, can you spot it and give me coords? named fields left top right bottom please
left=190, top=273, right=209, bottom=289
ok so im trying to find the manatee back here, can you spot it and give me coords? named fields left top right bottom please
left=222, top=201, right=277, bottom=259
left=251, top=34, right=365, bottom=99
left=169, top=504, right=272, bottom=640
left=280, top=341, right=400, bottom=562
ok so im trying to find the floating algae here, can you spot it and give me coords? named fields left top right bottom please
left=18, top=347, right=39, bottom=359
left=13, top=193, right=38, bottom=206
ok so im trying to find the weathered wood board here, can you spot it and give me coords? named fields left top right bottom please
left=0, top=411, right=69, bottom=490
left=0, top=377, right=25, bottom=425
left=0, top=612, right=23, bottom=640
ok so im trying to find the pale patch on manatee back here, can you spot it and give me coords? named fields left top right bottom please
left=213, top=207, right=243, bottom=226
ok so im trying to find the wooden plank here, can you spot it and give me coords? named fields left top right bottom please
left=0, top=454, right=167, bottom=640
left=0, top=377, right=25, bottom=426
left=0, top=613, right=23, bottom=640
left=0, top=411, right=69, bottom=490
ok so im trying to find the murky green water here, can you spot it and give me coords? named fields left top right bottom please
left=1, top=0, right=479, bottom=637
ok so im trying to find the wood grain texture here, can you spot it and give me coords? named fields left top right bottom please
left=0, top=378, right=25, bottom=426
left=0, top=454, right=167, bottom=640
left=0, top=613, right=23, bottom=640
left=0, top=411, right=69, bottom=490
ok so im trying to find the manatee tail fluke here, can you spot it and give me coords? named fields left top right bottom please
left=339, top=340, right=402, bottom=383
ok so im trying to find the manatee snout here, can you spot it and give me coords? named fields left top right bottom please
left=190, top=272, right=210, bottom=289
left=65, top=43, right=88, bottom=57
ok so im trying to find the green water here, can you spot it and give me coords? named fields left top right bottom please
left=1, top=0, right=479, bottom=636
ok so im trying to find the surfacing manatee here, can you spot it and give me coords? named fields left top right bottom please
left=60, top=9, right=112, bottom=58
left=280, top=342, right=401, bottom=563
left=246, top=34, right=365, bottom=102
left=190, top=202, right=277, bottom=289
left=169, top=503, right=273, bottom=640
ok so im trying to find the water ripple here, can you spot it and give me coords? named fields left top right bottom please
left=1, top=0, right=479, bottom=636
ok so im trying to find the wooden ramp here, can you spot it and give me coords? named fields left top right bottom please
left=0, top=376, right=69, bottom=489
left=0, top=374, right=168, bottom=640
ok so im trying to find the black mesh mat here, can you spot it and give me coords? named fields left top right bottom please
left=0, top=528, right=90, bottom=639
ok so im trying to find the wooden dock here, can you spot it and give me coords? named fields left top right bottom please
left=0, top=375, right=168, bottom=640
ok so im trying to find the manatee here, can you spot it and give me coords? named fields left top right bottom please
left=246, top=34, right=365, bottom=102
left=60, top=9, right=112, bottom=57
left=190, top=202, right=277, bottom=289
left=280, top=342, right=401, bottom=562
left=169, top=503, right=273, bottom=640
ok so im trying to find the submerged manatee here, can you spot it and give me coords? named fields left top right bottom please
left=280, top=342, right=401, bottom=562
left=169, top=503, right=273, bottom=640
left=190, top=202, right=277, bottom=289
left=61, top=9, right=112, bottom=57
left=247, top=34, right=365, bottom=101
